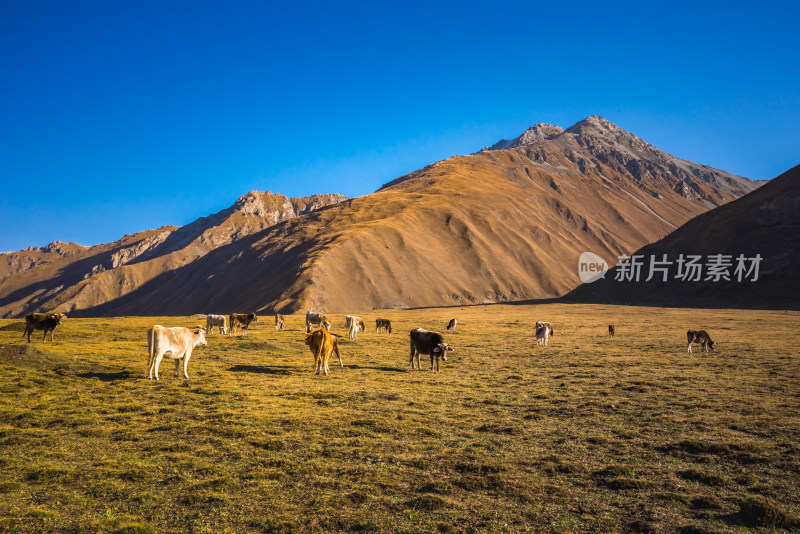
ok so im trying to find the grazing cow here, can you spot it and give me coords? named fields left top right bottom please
left=146, top=325, right=207, bottom=380
left=229, top=313, right=258, bottom=336
left=687, top=330, right=716, bottom=353
left=536, top=323, right=550, bottom=347
left=205, top=314, right=227, bottom=335
left=306, top=310, right=331, bottom=333
left=375, top=318, right=392, bottom=334
left=446, top=318, right=457, bottom=332
left=305, top=328, right=342, bottom=375
left=608, top=324, right=616, bottom=338
left=275, top=314, right=284, bottom=331
left=23, top=312, right=66, bottom=343
left=409, top=328, right=454, bottom=372
left=535, top=321, right=554, bottom=346
left=345, top=315, right=365, bottom=339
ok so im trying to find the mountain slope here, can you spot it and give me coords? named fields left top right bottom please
left=0, top=192, right=347, bottom=317
left=42, top=116, right=762, bottom=317
left=1, top=116, right=763, bottom=317
left=564, top=164, right=799, bottom=309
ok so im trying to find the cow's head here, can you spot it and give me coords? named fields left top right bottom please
left=433, top=343, right=454, bottom=361
left=250, top=313, right=258, bottom=322
left=304, top=331, right=316, bottom=346
left=710, top=341, right=717, bottom=351
left=193, top=326, right=207, bottom=346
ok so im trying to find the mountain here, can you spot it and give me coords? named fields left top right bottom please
left=0, top=192, right=347, bottom=317
left=564, top=164, right=799, bottom=309
left=0, top=116, right=763, bottom=317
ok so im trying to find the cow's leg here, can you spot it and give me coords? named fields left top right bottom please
left=174, top=357, right=181, bottom=377
left=153, top=353, right=165, bottom=380
left=182, top=350, right=192, bottom=379
left=24, top=327, right=32, bottom=343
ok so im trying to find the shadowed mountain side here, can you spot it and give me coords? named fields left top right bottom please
left=564, top=164, right=800, bottom=309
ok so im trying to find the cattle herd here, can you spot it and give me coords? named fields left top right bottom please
left=17, top=311, right=719, bottom=380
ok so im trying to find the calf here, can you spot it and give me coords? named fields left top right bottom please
left=687, top=330, right=716, bottom=353
left=147, top=325, right=207, bottom=380
left=229, top=313, right=258, bottom=336
left=409, top=328, right=454, bottom=372
left=446, top=318, right=457, bottom=332
left=206, top=314, right=227, bottom=335
left=275, top=314, right=284, bottom=331
left=305, top=328, right=341, bottom=375
left=306, top=310, right=330, bottom=333
left=608, top=324, right=615, bottom=338
left=535, top=321, right=554, bottom=346
left=375, top=318, right=392, bottom=334
left=23, top=312, right=66, bottom=343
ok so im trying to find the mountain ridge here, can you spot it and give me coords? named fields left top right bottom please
left=0, top=117, right=763, bottom=317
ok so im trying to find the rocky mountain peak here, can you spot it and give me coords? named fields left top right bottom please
left=480, top=123, right=564, bottom=152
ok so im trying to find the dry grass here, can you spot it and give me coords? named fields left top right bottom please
left=0, top=304, right=798, bottom=533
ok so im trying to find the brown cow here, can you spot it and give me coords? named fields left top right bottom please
left=410, top=328, right=454, bottom=372
left=275, top=314, right=284, bottom=331
left=229, top=313, right=258, bottom=336
left=304, top=328, right=342, bottom=375
left=375, top=318, right=392, bottom=334
left=446, top=318, right=457, bottom=331
left=23, top=313, right=66, bottom=343
left=608, top=324, right=616, bottom=338
left=687, top=330, right=716, bottom=353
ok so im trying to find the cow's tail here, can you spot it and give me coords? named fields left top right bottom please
left=146, top=327, right=155, bottom=378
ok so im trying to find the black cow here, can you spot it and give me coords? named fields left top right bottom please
left=409, top=328, right=454, bottom=372
left=23, top=312, right=66, bottom=343
left=376, top=318, right=392, bottom=334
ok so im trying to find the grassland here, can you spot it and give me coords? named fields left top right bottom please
left=1, top=304, right=798, bottom=533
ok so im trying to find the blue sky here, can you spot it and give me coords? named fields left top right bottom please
left=1, top=1, right=798, bottom=252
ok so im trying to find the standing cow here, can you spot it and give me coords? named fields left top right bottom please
left=23, top=313, right=66, bottom=343
left=345, top=315, right=365, bottom=339
left=205, top=314, right=227, bottom=335
left=229, top=313, right=258, bottom=336
left=305, top=310, right=330, bottom=333
left=146, top=325, right=207, bottom=380
left=305, top=328, right=342, bottom=375
left=409, top=328, right=454, bottom=372
left=687, top=330, right=716, bottom=353
left=446, top=318, right=457, bottom=332
left=608, top=324, right=616, bottom=338
left=275, top=314, right=284, bottom=331
left=375, top=318, right=392, bottom=334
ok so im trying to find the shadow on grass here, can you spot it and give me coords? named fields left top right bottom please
left=348, top=364, right=406, bottom=373
left=228, top=364, right=294, bottom=375
left=77, top=371, right=133, bottom=382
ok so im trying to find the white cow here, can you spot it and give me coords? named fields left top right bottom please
left=535, top=321, right=553, bottom=347
left=345, top=315, right=365, bottom=339
left=306, top=310, right=331, bottom=332
left=205, top=314, right=227, bottom=335
left=147, top=325, right=207, bottom=380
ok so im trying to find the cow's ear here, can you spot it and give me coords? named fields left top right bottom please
left=447, top=346, right=455, bottom=352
